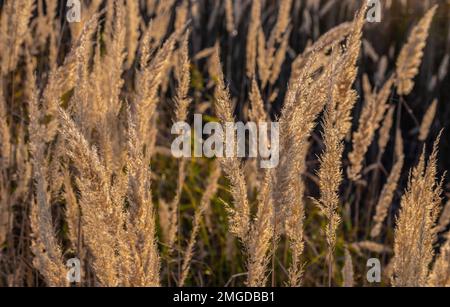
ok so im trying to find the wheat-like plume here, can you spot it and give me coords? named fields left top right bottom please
left=249, top=79, right=268, bottom=124
left=135, top=33, right=177, bottom=159
left=246, top=0, right=261, bottom=78
left=342, top=248, right=354, bottom=287
left=348, top=76, right=394, bottom=181
left=396, top=5, right=437, bottom=96
left=351, top=241, right=393, bottom=254
left=89, top=3, right=127, bottom=173
left=371, top=131, right=405, bottom=238
left=125, top=0, right=141, bottom=69
left=149, top=0, right=176, bottom=47
left=164, top=32, right=192, bottom=254
left=0, top=0, right=35, bottom=74
left=59, top=108, right=128, bottom=286
left=265, top=0, right=293, bottom=84
left=437, top=201, right=450, bottom=233
left=392, top=134, right=444, bottom=287
left=47, top=0, right=60, bottom=70
left=419, top=99, right=438, bottom=142
left=246, top=171, right=274, bottom=287
left=275, top=48, right=333, bottom=224
left=268, top=0, right=293, bottom=49
left=290, top=22, right=353, bottom=84
left=41, top=11, right=101, bottom=142
left=313, top=6, right=366, bottom=286
left=175, top=1, right=189, bottom=33
left=428, top=233, right=450, bottom=286
left=315, top=94, right=344, bottom=287
left=126, top=117, right=161, bottom=286
left=257, top=28, right=270, bottom=87
left=248, top=79, right=269, bottom=181
left=333, top=6, right=366, bottom=140
left=212, top=45, right=250, bottom=242
left=225, top=0, right=236, bottom=36
left=158, top=199, right=176, bottom=250
left=269, top=28, right=292, bottom=85
left=28, top=76, right=67, bottom=287
left=102, top=0, right=127, bottom=117
left=174, top=33, right=192, bottom=123
left=275, top=46, right=336, bottom=286
left=62, top=169, right=82, bottom=254
left=69, top=0, right=103, bottom=41
left=213, top=46, right=277, bottom=286
left=378, top=106, right=395, bottom=158
left=246, top=82, right=277, bottom=286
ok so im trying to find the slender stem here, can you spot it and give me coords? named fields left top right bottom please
left=328, top=248, right=333, bottom=287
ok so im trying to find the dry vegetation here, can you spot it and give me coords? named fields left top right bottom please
left=0, top=0, right=450, bottom=287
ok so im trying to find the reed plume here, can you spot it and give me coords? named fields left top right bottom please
left=125, top=0, right=141, bottom=69
left=437, top=201, right=450, bottom=233
left=212, top=45, right=250, bottom=242
left=332, top=6, right=366, bottom=140
left=266, top=0, right=293, bottom=85
left=134, top=32, right=177, bottom=160
left=225, top=0, right=236, bottom=36
left=0, top=0, right=35, bottom=74
left=28, top=76, right=67, bottom=287
left=290, top=22, right=353, bottom=85
left=126, top=118, right=161, bottom=287
left=246, top=0, right=261, bottom=78
left=315, top=94, right=344, bottom=287
left=214, top=46, right=275, bottom=287
left=348, top=76, right=394, bottom=181
left=267, top=0, right=293, bottom=49
left=352, top=241, right=393, bottom=254
left=342, top=248, right=354, bottom=287
left=396, top=5, right=437, bottom=96
left=392, top=134, right=444, bottom=287
left=59, top=109, right=127, bottom=286
left=165, top=33, right=192, bottom=274
left=428, top=234, right=450, bottom=286
left=257, top=28, right=270, bottom=87
left=371, top=131, right=405, bottom=238
left=314, top=6, right=366, bottom=286
left=419, top=99, right=438, bottom=142
left=378, top=106, right=395, bottom=158
left=277, top=42, right=342, bottom=286
left=246, top=172, right=274, bottom=287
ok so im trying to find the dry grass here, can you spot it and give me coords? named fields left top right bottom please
left=392, top=135, right=444, bottom=287
left=0, top=0, right=449, bottom=287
